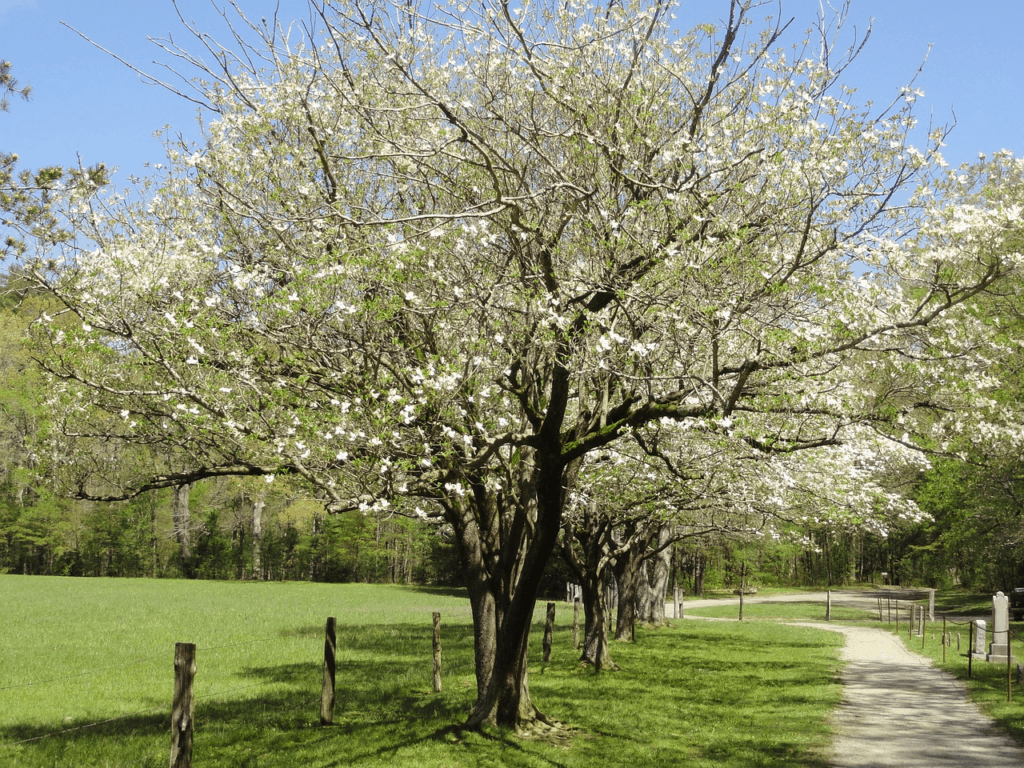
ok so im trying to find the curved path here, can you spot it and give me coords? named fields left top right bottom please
left=672, top=592, right=1024, bottom=766
left=797, top=623, right=1024, bottom=768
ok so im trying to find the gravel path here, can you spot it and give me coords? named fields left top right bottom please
left=799, top=623, right=1024, bottom=767
left=670, top=592, right=1024, bottom=766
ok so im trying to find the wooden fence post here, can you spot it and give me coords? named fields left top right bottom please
left=170, top=642, right=196, bottom=768
left=826, top=590, right=831, bottom=622
left=432, top=612, right=442, bottom=693
left=942, top=617, right=947, bottom=663
left=321, top=617, right=336, bottom=725
left=969, top=620, right=974, bottom=679
left=1008, top=629, right=1013, bottom=703
left=543, top=602, right=555, bottom=662
left=572, top=598, right=580, bottom=650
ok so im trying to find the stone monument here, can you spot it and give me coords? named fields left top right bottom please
left=987, top=591, right=1014, bottom=663
left=971, top=619, right=987, bottom=660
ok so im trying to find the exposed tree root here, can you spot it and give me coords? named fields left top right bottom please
left=515, top=710, right=577, bottom=742
left=453, top=707, right=579, bottom=744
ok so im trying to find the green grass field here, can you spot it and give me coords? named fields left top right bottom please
left=0, top=576, right=845, bottom=767
left=685, top=602, right=876, bottom=623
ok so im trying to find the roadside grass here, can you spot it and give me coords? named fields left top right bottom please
left=878, top=590, right=1024, bottom=749
left=0, top=576, right=844, bottom=767
left=686, top=602, right=877, bottom=623
left=696, top=586, right=832, bottom=600
left=931, top=590, right=993, bottom=616
left=716, top=587, right=1024, bottom=751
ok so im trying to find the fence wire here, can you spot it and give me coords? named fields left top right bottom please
left=0, top=704, right=168, bottom=747
left=0, top=634, right=283, bottom=694
left=0, top=654, right=166, bottom=693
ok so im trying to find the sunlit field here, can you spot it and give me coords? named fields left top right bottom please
left=1, top=576, right=844, bottom=767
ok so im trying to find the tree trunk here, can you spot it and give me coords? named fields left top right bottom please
left=461, top=548, right=551, bottom=730
left=450, top=451, right=568, bottom=732
left=579, top=573, right=616, bottom=670
left=172, top=483, right=193, bottom=578
left=693, top=550, right=707, bottom=596
left=642, top=526, right=672, bottom=626
left=613, top=547, right=644, bottom=642
left=251, top=492, right=265, bottom=581
left=559, top=499, right=618, bottom=671
left=310, top=512, right=322, bottom=581
left=636, top=559, right=653, bottom=623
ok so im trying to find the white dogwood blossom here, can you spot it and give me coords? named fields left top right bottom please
left=13, top=0, right=1024, bottom=730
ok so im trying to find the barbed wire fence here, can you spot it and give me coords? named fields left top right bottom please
left=0, top=611, right=459, bottom=767
left=0, top=634, right=293, bottom=759
left=826, top=589, right=1024, bottom=704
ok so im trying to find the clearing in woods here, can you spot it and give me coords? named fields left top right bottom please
left=2, top=575, right=844, bottom=767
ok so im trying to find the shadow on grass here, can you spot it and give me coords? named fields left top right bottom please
left=0, top=620, right=482, bottom=766
left=402, top=585, right=471, bottom=600
left=526, top=622, right=840, bottom=768
left=2, top=618, right=842, bottom=767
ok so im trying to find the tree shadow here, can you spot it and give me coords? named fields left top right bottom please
left=0, top=618, right=482, bottom=765
left=1, top=617, right=839, bottom=767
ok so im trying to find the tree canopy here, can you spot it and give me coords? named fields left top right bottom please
left=7, top=0, right=1024, bottom=730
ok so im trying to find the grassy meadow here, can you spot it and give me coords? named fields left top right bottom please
left=684, top=601, right=876, bottom=623
left=0, top=576, right=849, bottom=767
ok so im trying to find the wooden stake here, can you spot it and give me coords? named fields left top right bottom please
left=543, top=602, right=555, bottom=662
left=826, top=590, right=831, bottom=622
left=942, top=617, right=946, bottom=663
left=170, top=642, right=196, bottom=768
left=432, top=612, right=442, bottom=693
left=969, top=621, right=974, bottom=679
left=320, top=617, right=336, bottom=725
left=1008, top=629, right=1013, bottom=703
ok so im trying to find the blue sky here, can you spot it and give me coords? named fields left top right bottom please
left=1, top=0, right=1022, bottom=181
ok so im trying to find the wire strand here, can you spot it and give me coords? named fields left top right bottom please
left=0, top=655, right=166, bottom=693
left=0, top=705, right=166, bottom=748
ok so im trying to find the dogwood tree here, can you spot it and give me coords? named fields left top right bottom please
left=15, top=0, right=1022, bottom=730
left=562, top=420, right=930, bottom=667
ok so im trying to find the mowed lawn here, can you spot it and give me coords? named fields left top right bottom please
left=0, top=576, right=844, bottom=767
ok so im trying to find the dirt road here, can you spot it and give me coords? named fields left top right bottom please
left=801, top=623, right=1024, bottom=767
left=673, top=592, right=1024, bottom=766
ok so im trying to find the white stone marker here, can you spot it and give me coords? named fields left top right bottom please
left=972, top=619, right=987, bottom=660
left=988, top=591, right=1013, bottom=662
